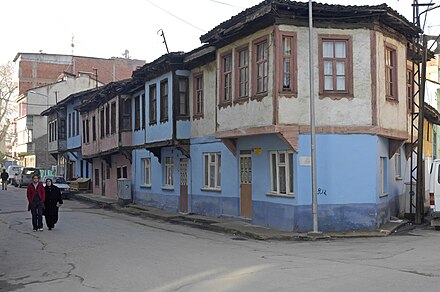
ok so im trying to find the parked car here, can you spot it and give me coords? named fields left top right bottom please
left=429, top=159, right=440, bottom=230
left=17, top=167, right=41, bottom=188
left=6, top=165, right=22, bottom=186
left=42, top=176, right=70, bottom=199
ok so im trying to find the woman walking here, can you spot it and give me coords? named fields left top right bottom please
left=43, top=178, right=63, bottom=230
left=27, top=174, right=46, bottom=232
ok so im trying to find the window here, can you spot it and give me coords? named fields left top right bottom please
left=82, top=119, right=89, bottom=144
left=163, top=156, right=174, bottom=187
left=141, top=93, right=146, bottom=129
left=134, top=95, right=140, bottom=130
left=92, top=116, right=96, bottom=141
left=385, top=45, right=398, bottom=100
left=221, top=52, right=232, bottom=104
left=319, top=36, right=352, bottom=96
left=279, top=33, right=297, bottom=93
left=72, top=111, right=76, bottom=136
left=142, top=158, right=151, bottom=186
left=121, top=98, right=131, bottom=131
left=407, top=68, right=413, bottom=112
left=193, top=73, right=204, bottom=117
left=85, top=119, right=90, bottom=144
left=380, top=156, right=388, bottom=196
left=149, top=85, right=157, bottom=124
left=60, top=119, right=66, bottom=140
left=160, top=80, right=168, bottom=122
left=236, top=47, right=249, bottom=99
left=253, top=39, right=268, bottom=95
left=76, top=110, right=79, bottom=136
left=105, top=105, right=110, bottom=135
left=117, top=166, right=128, bottom=179
left=270, top=151, right=294, bottom=195
left=111, top=102, right=116, bottom=134
left=94, top=168, right=99, bottom=187
left=394, top=151, right=402, bottom=179
left=49, top=120, right=57, bottom=142
left=100, top=109, right=105, bottom=138
left=203, top=153, right=221, bottom=189
left=68, top=113, right=72, bottom=137
left=178, top=77, right=189, bottom=117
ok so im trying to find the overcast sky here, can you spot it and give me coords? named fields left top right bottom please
left=0, top=0, right=438, bottom=66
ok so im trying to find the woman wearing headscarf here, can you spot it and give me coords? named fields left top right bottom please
left=43, top=178, right=63, bottom=230
left=27, top=174, right=46, bottom=231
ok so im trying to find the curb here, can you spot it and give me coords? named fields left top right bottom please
left=70, top=193, right=407, bottom=241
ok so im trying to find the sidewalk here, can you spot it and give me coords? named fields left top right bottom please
left=70, top=192, right=408, bottom=240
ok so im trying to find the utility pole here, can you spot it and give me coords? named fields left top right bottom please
left=157, top=29, right=170, bottom=54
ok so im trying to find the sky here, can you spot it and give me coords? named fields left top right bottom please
left=0, top=0, right=439, bottom=66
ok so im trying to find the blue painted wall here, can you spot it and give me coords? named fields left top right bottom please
left=66, top=98, right=82, bottom=149
left=132, top=89, right=146, bottom=147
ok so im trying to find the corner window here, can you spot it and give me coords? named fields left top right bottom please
left=163, top=156, right=174, bottom=187
left=385, top=45, right=398, bottom=100
left=279, top=32, right=297, bottom=93
left=178, top=77, right=189, bottom=117
left=141, top=93, right=146, bottom=129
left=117, top=166, right=128, bottom=179
left=319, top=36, right=353, bottom=97
left=111, top=102, right=116, bottom=134
left=203, top=153, right=221, bottom=190
left=407, top=68, right=413, bottom=112
left=92, top=116, right=96, bottom=141
left=105, top=105, right=110, bottom=135
left=134, top=95, right=140, bottom=131
left=270, top=151, right=294, bottom=196
left=253, top=38, right=269, bottom=95
left=160, top=80, right=168, bottom=122
left=394, top=151, right=402, bottom=179
left=121, top=98, right=131, bottom=131
left=100, top=109, right=105, bottom=138
left=149, top=85, right=157, bottom=124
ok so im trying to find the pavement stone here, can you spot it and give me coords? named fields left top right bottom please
left=70, top=192, right=409, bottom=241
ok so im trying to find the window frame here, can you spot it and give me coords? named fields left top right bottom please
left=134, top=95, right=140, bottom=131
left=142, top=158, right=151, bottom=186
left=92, top=116, right=96, bottom=141
left=203, top=152, right=222, bottom=190
left=269, top=151, right=295, bottom=196
left=385, top=43, right=398, bottom=101
left=160, top=79, right=169, bottom=123
left=121, top=98, right=132, bottom=131
left=235, top=44, right=250, bottom=101
left=110, top=102, right=116, bottom=134
left=380, top=156, right=388, bottom=196
left=394, top=151, right=402, bottom=180
left=318, top=35, right=353, bottom=98
left=105, top=105, right=110, bottom=136
left=252, top=36, right=269, bottom=98
left=277, top=31, right=297, bottom=96
left=219, top=51, right=233, bottom=107
left=163, top=156, right=174, bottom=188
left=141, top=93, right=146, bottom=129
left=407, top=67, right=414, bottom=113
left=100, top=108, right=105, bottom=139
left=149, top=85, right=157, bottom=125
left=177, top=77, right=189, bottom=118
left=193, top=73, right=204, bottom=119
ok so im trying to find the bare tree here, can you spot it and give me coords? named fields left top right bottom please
left=0, top=62, right=17, bottom=143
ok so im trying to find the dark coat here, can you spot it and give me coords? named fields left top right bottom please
left=27, top=182, right=46, bottom=210
left=44, top=184, right=63, bottom=214
left=1, top=171, right=9, bottom=181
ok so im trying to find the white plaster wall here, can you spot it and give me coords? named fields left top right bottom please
left=279, top=26, right=372, bottom=126
left=375, top=33, right=408, bottom=132
left=216, top=27, right=274, bottom=132
left=190, top=61, right=217, bottom=138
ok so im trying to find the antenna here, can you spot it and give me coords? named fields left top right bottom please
left=157, top=29, right=170, bottom=54
left=122, top=50, right=130, bottom=59
left=71, top=35, right=75, bottom=56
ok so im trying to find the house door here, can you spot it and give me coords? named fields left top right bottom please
left=240, top=152, right=252, bottom=218
left=180, top=158, right=188, bottom=213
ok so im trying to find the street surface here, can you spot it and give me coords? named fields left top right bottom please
left=1, top=186, right=440, bottom=292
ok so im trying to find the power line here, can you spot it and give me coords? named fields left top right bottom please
left=144, top=0, right=206, bottom=33
left=207, top=0, right=245, bottom=9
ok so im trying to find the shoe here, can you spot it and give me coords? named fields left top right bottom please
left=38, top=228, right=43, bottom=232
left=48, top=227, right=52, bottom=230
left=33, top=229, right=37, bottom=232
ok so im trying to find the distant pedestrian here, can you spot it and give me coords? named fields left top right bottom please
left=43, top=178, right=63, bottom=230
left=1, top=169, right=9, bottom=190
left=27, top=174, right=46, bottom=232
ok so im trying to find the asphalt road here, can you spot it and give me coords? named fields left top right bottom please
left=1, top=186, right=440, bottom=292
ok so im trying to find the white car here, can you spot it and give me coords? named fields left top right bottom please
left=42, top=176, right=71, bottom=198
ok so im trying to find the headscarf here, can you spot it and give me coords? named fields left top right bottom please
left=45, top=178, right=53, bottom=191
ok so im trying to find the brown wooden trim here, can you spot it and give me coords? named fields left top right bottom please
left=219, top=50, right=233, bottom=107
left=251, top=35, right=269, bottom=98
left=234, top=44, right=250, bottom=101
left=221, top=138, right=237, bottom=156
left=370, top=31, right=378, bottom=126
left=192, top=72, right=204, bottom=119
left=275, top=29, right=298, bottom=96
left=389, top=139, right=404, bottom=159
left=384, top=42, right=399, bottom=101
left=318, top=34, right=353, bottom=100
